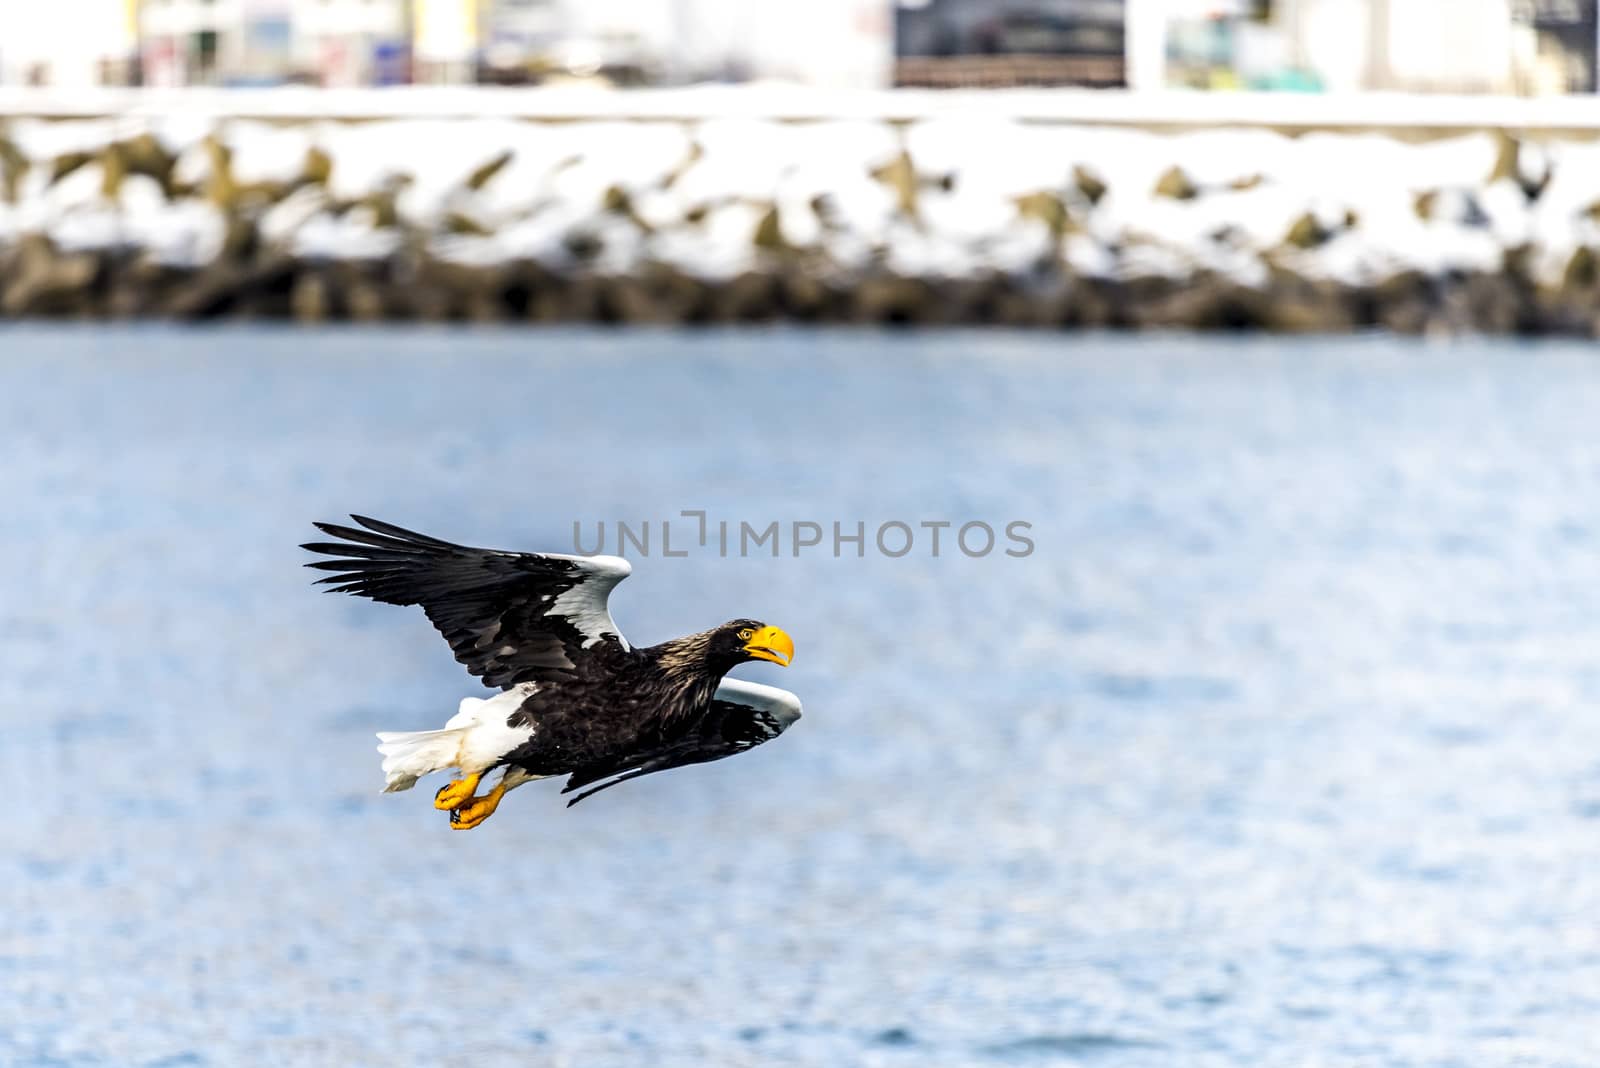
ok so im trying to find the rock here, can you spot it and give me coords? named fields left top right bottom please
left=301, top=145, right=333, bottom=187
left=346, top=177, right=408, bottom=228
left=49, top=150, right=95, bottom=186
left=1562, top=247, right=1598, bottom=293
left=496, top=259, right=554, bottom=320
left=658, top=138, right=703, bottom=191
left=442, top=212, right=492, bottom=237
left=115, top=133, right=178, bottom=197
left=99, top=143, right=128, bottom=199
left=1414, top=189, right=1488, bottom=227
left=389, top=257, right=507, bottom=321
left=644, top=264, right=710, bottom=322
left=1052, top=276, right=1118, bottom=328
left=1488, top=129, right=1551, bottom=202
left=464, top=290, right=507, bottom=323
left=1153, top=165, right=1199, bottom=201
left=751, top=205, right=787, bottom=252
left=10, top=115, right=1600, bottom=334
left=1284, top=212, right=1332, bottom=250
left=808, top=194, right=841, bottom=232
left=562, top=229, right=604, bottom=264
left=714, top=271, right=782, bottom=322
left=105, top=253, right=185, bottom=318
left=1462, top=270, right=1530, bottom=334
left=0, top=133, right=28, bottom=202
left=849, top=275, right=937, bottom=325
left=344, top=278, right=389, bottom=321
left=1261, top=268, right=1353, bottom=332
left=388, top=277, right=456, bottom=321
left=602, top=184, right=659, bottom=232
left=595, top=276, right=666, bottom=324
left=1488, top=129, right=1519, bottom=185
left=601, top=185, right=630, bottom=213
left=1, top=234, right=99, bottom=317
left=465, top=150, right=513, bottom=191
left=163, top=254, right=295, bottom=319
left=1073, top=165, right=1107, bottom=206
left=291, top=270, right=332, bottom=323
left=202, top=135, right=238, bottom=209
left=532, top=274, right=601, bottom=321
left=772, top=269, right=831, bottom=320
left=1369, top=270, right=1434, bottom=335
left=974, top=280, right=1056, bottom=327
left=942, top=272, right=1037, bottom=326
left=1014, top=191, right=1075, bottom=240
left=870, top=150, right=922, bottom=220
left=1125, top=272, right=1265, bottom=330
left=219, top=216, right=261, bottom=263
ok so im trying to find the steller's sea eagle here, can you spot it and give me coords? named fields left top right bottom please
left=302, top=515, right=800, bottom=829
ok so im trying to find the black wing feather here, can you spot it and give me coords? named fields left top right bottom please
left=302, top=515, right=630, bottom=689
left=560, top=696, right=792, bottom=805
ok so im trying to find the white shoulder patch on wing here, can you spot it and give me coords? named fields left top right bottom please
left=714, top=678, right=803, bottom=725
left=579, top=554, right=632, bottom=579
left=538, top=552, right=631, bottom=578
left=545, top=553, right=633, bottom=650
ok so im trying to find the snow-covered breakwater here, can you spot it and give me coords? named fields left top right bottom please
left=4, top=104, right=1600, bottom=331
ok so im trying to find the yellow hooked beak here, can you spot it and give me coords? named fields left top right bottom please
left=743, top=625, right=794, bottom=667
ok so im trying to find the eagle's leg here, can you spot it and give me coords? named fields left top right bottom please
left=449, top=781, right=508, bottom=830
left=433, top=772, right=481, bottom=810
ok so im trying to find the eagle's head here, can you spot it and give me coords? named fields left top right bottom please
left=710, top=618, right=795, bottom=672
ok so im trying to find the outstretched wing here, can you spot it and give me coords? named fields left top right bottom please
left=302, top=515, right=632, bottom=689
left=561, top=678, right=802, bottom=805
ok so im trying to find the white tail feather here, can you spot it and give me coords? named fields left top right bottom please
left=374, top=688, right=538, bottom=795
left=375, top=727, right=467, bottom=793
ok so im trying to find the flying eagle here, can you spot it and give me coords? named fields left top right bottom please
left=302, top=516, right=800, bottom=829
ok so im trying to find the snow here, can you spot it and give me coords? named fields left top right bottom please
left=3, top=98, right=1596, bottom=287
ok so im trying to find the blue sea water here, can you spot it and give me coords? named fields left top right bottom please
left=2, top=326, right=1600, bottom=1067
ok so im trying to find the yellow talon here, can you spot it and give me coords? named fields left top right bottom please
left=434, top=772, right=480, bottom=810
left=449, top=782, right=508, bottom=830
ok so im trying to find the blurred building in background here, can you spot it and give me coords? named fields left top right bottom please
left=139, top=0, right=293, bottom=86
left=478, top=0, right=566, bottom=83
left=0, top=0, right=884, bottom=87
left=895, top=0, right=1126, bottom=87
left=1146, top=0, right=1599, bottom=93
left=290, top=0, right=411, bottom=86
left=0, top=0, right=139, bottom=86
left=1517, top=0, right=1599, bottom=92
left=0, top=0, right=1596, bottom=91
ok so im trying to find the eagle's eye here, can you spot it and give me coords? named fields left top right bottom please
left=737, top=629, right=753, bottom=640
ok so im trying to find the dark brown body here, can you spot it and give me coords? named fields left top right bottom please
left=500, top=636, right=724, bottom=777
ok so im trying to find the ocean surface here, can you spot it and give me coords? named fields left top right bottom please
left=3, top=326, right=1599, bottom=1067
